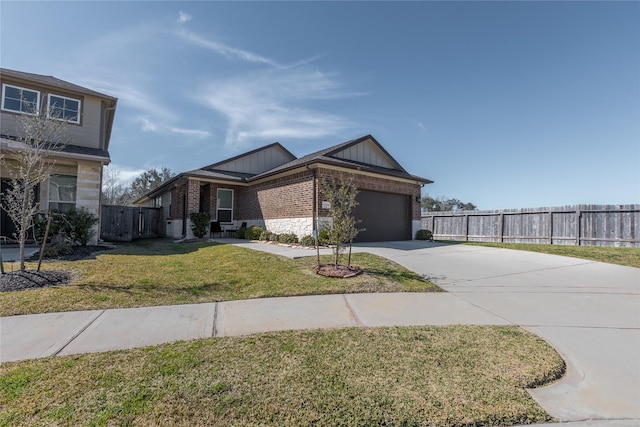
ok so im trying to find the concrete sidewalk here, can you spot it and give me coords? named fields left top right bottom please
left=1, top=239, right=639, bottom=426
left=0, top=293, right=508, bottom=361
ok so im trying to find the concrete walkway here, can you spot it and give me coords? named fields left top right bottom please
left=1, top=239, right=638, bottom=426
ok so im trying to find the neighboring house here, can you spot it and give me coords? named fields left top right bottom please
left=137, top=135, right=432, bottom=242
left=0, top=68, right=117, bottom=244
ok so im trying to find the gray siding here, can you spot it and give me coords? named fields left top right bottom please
left=216, top=145, right=294, bottom=175
left=1, top=77, right=106, bottom=150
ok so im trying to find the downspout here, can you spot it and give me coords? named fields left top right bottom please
left=307, top=164, right=320, bottom=266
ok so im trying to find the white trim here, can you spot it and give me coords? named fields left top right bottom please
left=47, top=93, right=81, bottom=124
left=216, top=188, right=234, bottom=224
left=1, top=83, right=40, bottom=115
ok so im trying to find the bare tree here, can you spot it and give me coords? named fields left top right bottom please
left=101, top=166, right=126, bottom=205
left=1, top=105, right=68, bottom=271
left=319, top=176, right=362, bottom=268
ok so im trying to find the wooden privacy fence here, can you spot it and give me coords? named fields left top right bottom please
left=100, top=205, right=163, bottom=242
left=421, top=204, right=640, bottom=248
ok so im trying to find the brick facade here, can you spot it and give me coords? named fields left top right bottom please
left=316, top=168, right=422, bottom=220
left=164, top=167, right=422, bottom=239
left=241, top=171, right=315, bottom=220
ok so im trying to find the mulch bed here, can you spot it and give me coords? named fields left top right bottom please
left=1, top=245, right=111, bottom=292
left=314, top=264, right=362, bottom=278
left=0, top=269, right=72, bottom=292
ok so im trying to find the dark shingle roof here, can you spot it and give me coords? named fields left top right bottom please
left=137, top=134, right=432, bottom=203
left=251, top=135, right=431, bottom=183
left=0, top=68, right=117, bottom=100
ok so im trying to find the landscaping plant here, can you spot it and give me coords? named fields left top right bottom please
left=189, top=212, right=211, bottom=239
left=319, top=176, right=363, bottom=269
left=416, top=229, right=433, bottom=240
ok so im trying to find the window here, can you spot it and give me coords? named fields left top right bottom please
left=48, top=94, right=80, bottom=123
left=217, top=189, right=233, bottom=223
left=1, top=84, right=40, bottom=114
left=48, top=175, right=77, bottom=212
left=154, top=196, right=162, bottom=207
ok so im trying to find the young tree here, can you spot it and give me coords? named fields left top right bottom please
left=319, top=176, right=363, bottom=268
left=0, top=105, right=68, bottom=271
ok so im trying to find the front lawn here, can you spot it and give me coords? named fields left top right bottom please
left=0, top=325, right=564, bottom=426
left=0, top=239, right=439, bottom=316
left=463, top=242, right=640, bottom=268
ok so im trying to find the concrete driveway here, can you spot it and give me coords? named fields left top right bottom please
left=352, top=241, right=640, bottom=423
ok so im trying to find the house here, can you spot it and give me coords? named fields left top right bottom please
left=0, top=68, right=117, bottom=244
left=137, top=135, right=432, bottom=242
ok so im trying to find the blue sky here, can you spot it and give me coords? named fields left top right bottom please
left=1, top=1, right=638, bottom=209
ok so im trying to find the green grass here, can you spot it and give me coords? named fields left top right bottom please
left=0, top=239, right=440, bottom=316
left=0, top=325, right=565, bottom=426
left=463, top=241, right=640, bottom=268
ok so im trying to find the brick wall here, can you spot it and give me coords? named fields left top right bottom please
left=316, top=169, right=422, bottom=220
left=186, top=179, right=200, bottom=214
left=241, top=171, right=315, bottom=220
left=171, top=185, right=186, bottom=220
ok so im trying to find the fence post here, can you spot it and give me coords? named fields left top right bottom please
left=548, top=211, right=553, bottom=245
left=498, top=213, right=504, bottom=242
left=575, top=208, right=581, bottom=246
left=464, top=214, right=469, bottom=241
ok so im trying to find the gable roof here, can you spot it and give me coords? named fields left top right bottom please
left=251, top=135, right=431, bottom=184
left=0, top=68, right=117, bottom=101
left=201, top=142, right=296, bottom=176
left=136, top=134, right=431, bottom=203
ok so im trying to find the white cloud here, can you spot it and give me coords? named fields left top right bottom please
left=201, top=68, right=357, bottom=148
left=137, top=116, right=158, bottom=132
left=178, top=11, right=192, bottom=24
left=177, top=29, right=281, bottom=67
left=170, top=127, right=211, bottom=139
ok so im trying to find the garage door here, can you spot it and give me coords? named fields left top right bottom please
left=354, top=190, right=411, bottom=242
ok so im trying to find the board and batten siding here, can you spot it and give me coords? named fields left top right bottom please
left=215, top=145, right=294, bottom=175
left=422, top=205, right=640, bottom=247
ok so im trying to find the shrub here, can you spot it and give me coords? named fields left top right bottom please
left=318, top=229, right=330, bottom=245
left=41, top=242, right=74, bottom=259
left=245, top=226, right=264, bottom=240
left=416, top=229, right=433, bottom=241
left=33, top=211, right=64, bottom=243
left=189, top=212, right=211, bottom=239
left=278, top=233, right=298, bottom=244
left=59, top=208, right=99, bottom=246
left=237, top=226, right=247, bottom=239
left=300, top=235, right=316, bottom=247
left=259, top=230, right=275, bottom=241
left=268, top=232, right=280, bottom=242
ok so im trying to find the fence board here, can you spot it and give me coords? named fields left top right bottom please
left=100, top=206, right=163, bottom=242
left=421, top=204, right=640, bottom=248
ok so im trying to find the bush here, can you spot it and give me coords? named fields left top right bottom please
left=245, top=226, right=264, bottom=240
left=189, top=212, right=211, bottom=239
left=259, top=230, right=275, bottom=241
left=416, top=229, right=433, bottom=241
left=318, top=229, right=330, bottom=245
left=33, top=211, right=64, bottom=243
left=278, top=233, right=298, bottom=244
left=300, top=235, right=316, bottom=247
left=41, top=242, right=74, bottom=259
left=237, top=226, right=247, bottom=239
left=59, top=208, right=99, bottom=246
